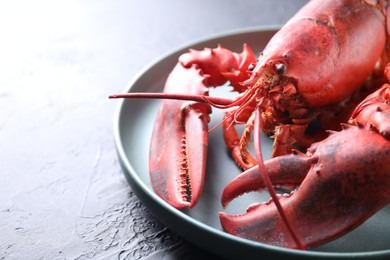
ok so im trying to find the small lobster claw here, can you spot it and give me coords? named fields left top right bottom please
left=219, top=126, right=390, bottom=248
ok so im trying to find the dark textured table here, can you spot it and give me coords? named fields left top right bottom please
left=0, top=1, right=308, bottom=259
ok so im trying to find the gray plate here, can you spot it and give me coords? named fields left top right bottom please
left=113, top=27, right=390, bottom=259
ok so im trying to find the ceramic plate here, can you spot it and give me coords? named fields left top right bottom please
left=113, top=27, right=390, bottom=259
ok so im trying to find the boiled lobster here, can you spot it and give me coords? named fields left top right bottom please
left=110, top=0, right=390, bottom=250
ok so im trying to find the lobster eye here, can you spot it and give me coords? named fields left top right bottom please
left=275, top=63, right=286, bottom=75
left=248, top=63, right=255, bottom=72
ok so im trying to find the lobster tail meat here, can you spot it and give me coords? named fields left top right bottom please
left=220, top=126, right=390, bottom=249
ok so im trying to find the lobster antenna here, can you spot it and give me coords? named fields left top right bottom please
left=254, top=107, right=304, bottom=249
left=109, top=92, right=235, bottom=107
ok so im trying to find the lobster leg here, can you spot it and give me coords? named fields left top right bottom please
left=149, top=45, right=257, bottom=208
left=271, top=124, right=312, bottom=157
left=222, top=109, right=257, bottom=170
left=220, top=126, right=390, bottom=249
left=349, top=84, right=390, bottom=138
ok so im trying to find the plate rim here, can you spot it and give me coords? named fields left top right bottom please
left=113, top=25, right=390, bottom=259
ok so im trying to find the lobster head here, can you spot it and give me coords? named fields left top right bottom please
left=241, top=0, right=386, bottom=136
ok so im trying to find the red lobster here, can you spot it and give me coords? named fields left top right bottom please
left=111, top=0, right=390, bottom=249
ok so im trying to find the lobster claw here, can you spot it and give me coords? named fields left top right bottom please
left=149, top=45, right=256, bottom=209
left=219, top=126, right=390, bottom=249
left=149, top=64, right=212, bottom=209
left=221, top=151, right=313, bottom=208
left=110, top=45, right=256, bottom=209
